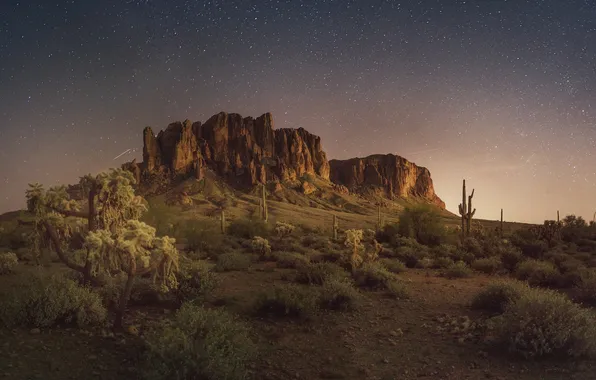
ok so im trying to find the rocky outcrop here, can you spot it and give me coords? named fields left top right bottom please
left=130, top=112, right=329, bottom=188
left=329, top=154, right=445, bottom=208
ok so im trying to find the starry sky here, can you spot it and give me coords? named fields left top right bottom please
left=1, top=0, right=595, bottom=224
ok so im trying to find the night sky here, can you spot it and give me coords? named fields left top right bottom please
left=1, top=0, right=595, bottom=224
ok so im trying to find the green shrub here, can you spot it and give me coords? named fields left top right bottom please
left=215, top=252, right=251, bottom=272
left=575, top=269, right=596, bottom=306
left=375, top=223, right=400, bottom=245
left=431, top=256, right=455, bottom=269
left=493, top=287, right=596, bottom=358
left=514, top=259, right=560, bottom=287
left=385, top=279, right=409, bottom=299
left=178, top=220, right=223, bottom=256
left=449, top=248, right=476, bottom=265
left=308, top=250, right=344, bottom=264
left=295, top=262, right=348, bottom=285
left=227, top=218, right=269, bottom=239
left=463, top=237, right=483, bottom=256
left=442, top=261, right=472, bottom=279
left=318, top=279, right=360, bottom=311
left=144, top=303, right=256, bottom=380
left=379, top=258, right=406, bottom=274
left=253, top=284, right=317, bottom=318
left=471, top=257, right=501, bottom=275
left=273, top=252, right=309, bottom=269
left=176, top=261, right=219, bottom=304
left=98, top=275, right=166, bottom=308
left=500, top=246, right=523, bottom=272
left=0, top=251, right=18, bottom=274
left=352, top=262, right=395, bottom=289
left=301, top=235, right=330, bottom=251
left=394, top=246, right=428, bottom=268
left=471, top=280, right=529, bottom=313
left=397, top=205, right=447, bottom=246
left=0, top=271, right=106, bottom=328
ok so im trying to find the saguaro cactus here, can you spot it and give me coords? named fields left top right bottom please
left=376, top=205, right=382, bottom=231
left=261, top=183, right=268, bottom=222
left=458, top=179, right=476, bottom=240
left=500, top=208, right=503, bottom=238
left=333, top=214, right=338, bottom=240
left=221, top=209, right=226, bottom=233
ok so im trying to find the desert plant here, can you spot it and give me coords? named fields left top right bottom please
left=442, top=261, right=472, bottom=279
left=379, top=258, right=407, bottom=274
left=250, top=236, right=272, bottom=259
left=471, top=257, right=501, bottom=275
left=144, top=303, right=256, bottom=380
left=471, top=280, right=529, bottom=313
left=344, top=229, right=364, bottom=270
left=431, top=256, right=455, bottom=269
left=253, top=284, right=317, bottom=318
left=215, top=252, right=251, bottom=272
left=352, top=262, right=395, bottom=289
left=514, top=259, right=560, bottom=287
left=0, top=251, right=18, bottom=274
left=178, top=220, right=223, bottom=256
left=500, top=246, right=523, bottom=272
left=462, top=237, right=483, bottom=256
left=227, top=218, right=269, bottom=239
left=385, top=279, right=409, bottom=299
left=493, top=287, right=596, bottom=358
left=318, top=278, right=360, bottom=311
left=176, top=261, right=219, bottom=304
left=273, top=252, right=309, bottom=269
left=275, top=222, right=295, bottom=239
left=574, top=268, right=596, bottom=306
left=398, top=205, right=446, bottom=246
left=458, top=179, right=476, bottom=240
left=0, top=271, right=106, bottom=328
left=395, top=246, right=429, bottom=268
left=295, top=262, right=349, bottom=285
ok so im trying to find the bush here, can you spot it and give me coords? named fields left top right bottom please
left=253, top=284, right=317, bottom=318
left=379, top=258, right=406, bottom=274
left=273, top=252, right=309, bottom=269
left=575, top=269, right=596, bottom=306
left=500, top=246, right=523, bottom=272
left=176, top=261, right=219, bottom=304
left=397, top=205, right=447, bottom=246
left=0, top=251, right=18, bottom=274
left=144, top=303, right=256, bottom=380
left=514, top=259, right=560, bottom=287
left=318, top=279, right=360, bottom=311
left=442, top=261, right=472, bottom=279
left=352, top=262, right=395, bottom=289
left=98, top=275, right=166, bottom=308
left=227, top=218, right=269, bottom=239
left=274, top=222, right=295, bottom=239
left=462, top=237, right=483, bottom=256
left=295, top=262, right=348, bottom=285
left=493, top=287, right=596, bottom=358
left=215, top=252, right=251, bottom=272
left=394, top=246, right=428, bottom=268
left=0, top=271, right=106, bottom=328
left=250, top=236, right=272, bottom=259
left=385, top=279, right=409, bottom=299
left=471, top=280, right=529, bottom=314
left=301, top=235, right=330, bottom=251
left=471, top=257, right=501, bottom=275
left=375, top=223, right=400, bottom=245
left=178, top=220, right=223, bottom=256
left=431, top=256, right=455, bottom=269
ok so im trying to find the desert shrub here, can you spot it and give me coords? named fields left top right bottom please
left=227, top=218, right=269, bottom=239
left=500, top=246, right=524, bottom=272
left=375, top=223, right=400, bottom=245
left=394, top=246, right=429, bottom=268
left=379, top=258, right=406, bottom=274
left=274, top=222, right=295, bottom=239
left=250, top=236, right=272, bottom=259
left=272, top=252, right=309, bottom=269
left=471, top=257, right=501, bottom=275
left=574, top=252, right=592, bottom=262
left=558, top=257, right=586, bottom=274
left=462, top=237, right=484, bottom=256
left=144, top=303, right=256, bottom=380
left=442, top=261, right=472, bottom=279
left=0, top=271, right=106, bottom=328
left=178, top=220, right=223, bottom=256
left=431, top=244, right=456, bottom=258
left=385, top=279, right=409, bottom=299
left=215, top=252, right=251, bottom=272
left=398, top=205, right=447, bottom=246
left=0, top=251, right=18, bottom=274
left=471, top=280, right=529, bottom=313
left=176, top=261, right=219, bottom=304
left=301, top=235, right=329, bottom=251
left=253, top=284, right=317, bottom=318
left=308, top=249, right=344, bottom=264
left=295, top=262, right=348, bottom=285
left=98, top=275, right=167, bottom=308
left=575, top=269, right=596, bottom=306
left=514, top=259, right=560, bottom=287
left=493, top=287, right=596, bottom=358
left=431, top=256, right=455, bottom=269
left=352, top=262, right=395, bottom=289
left=516, top=240, right=549, bottom=259
left=318, top=279, right=360, bottom=311
left=448, top=248, right=476, bottom=265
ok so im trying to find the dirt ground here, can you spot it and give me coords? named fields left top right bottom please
left=1, top=263, right=595, bottom=380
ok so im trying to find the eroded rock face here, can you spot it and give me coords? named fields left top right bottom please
left=131, top=111, right=329, bottom=187
left=329, top=154, right=445, bottom=208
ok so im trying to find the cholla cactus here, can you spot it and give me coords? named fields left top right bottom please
left=344, top=229, right=364, bottom=270
left=363, top=239, right=382, bottom=263
left=251, top=236, right=272, bottom=258
left=363, top=228, right=376, bottom=241
left=275, top=222, right=295, bottom=239
left=0, top=252, right=18, bottom=274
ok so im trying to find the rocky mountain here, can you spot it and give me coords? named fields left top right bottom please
left=123, top=111, right=444, bottom=208
left=329, top=155, right=445, bottom=208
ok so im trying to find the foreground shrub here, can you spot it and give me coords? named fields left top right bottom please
left=0, top=272, right=106, bottom=328
left=0, top=251, right=18, bottom=274
left=295, top=262, right=348, bottom=285
left=318, top=279, right=360, bottom=311
left=500, top=246, right=523, bottom=272
left=493, top=287, right=596, bottom=358
left=398, top=205, right=447, bottom=246
left=176, top=261, right=219, bottom=304
left=352, top=262, right=395, bottom=289
left=431, top=256, right=455, bottom=269
left=379, top=258, right=406, bottom=274
left=227, top=218, right=269, bottom=239
left=273, top=252, right=309, bottom=269
left=144, top=303, right=256, bottom=380
left=442, top=261, right=472, bottom=279
left=514, top=259, right=560, bottom=287
left=471, top=257, right=501, bottom=275
left=471, top=280, right=529, bottom=314
left=178, top=220, right=223, bottom=256
left=394, top=246, right=429, bottom=268
left=253, top=284, right=317, bottom=318
left=575, top=269, right=596, bottom=306
left=215, top=252, right=251, bottom=272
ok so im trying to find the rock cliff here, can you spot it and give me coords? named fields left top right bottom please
left=329, top=154, right=445, bottom=208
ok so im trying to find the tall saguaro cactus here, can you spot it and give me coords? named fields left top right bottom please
left=221, top=209, right=226, bottom=233
left=500, top=208, right=503, bottom=238
left=333, top=214, right=338, bottom=240
left=458, top=179, right=476, bottom=240
left=261, top=183, right=268, bottom=222
left=376, top=205, right=382, bottom=231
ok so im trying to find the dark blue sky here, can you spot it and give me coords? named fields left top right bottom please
left=1, top=0, right=596, bottom=223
